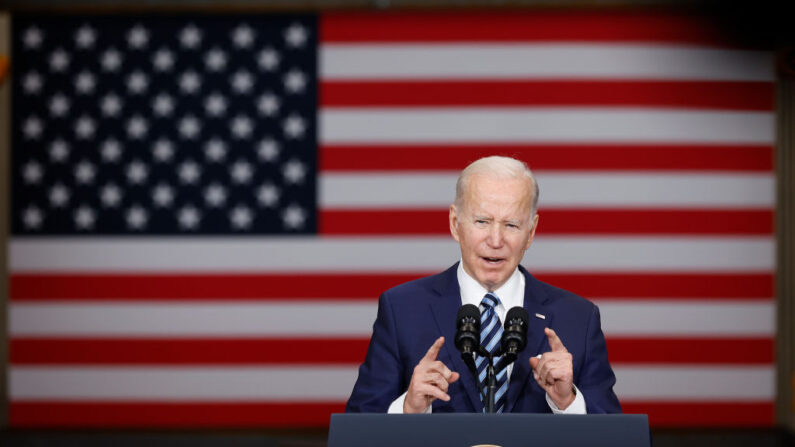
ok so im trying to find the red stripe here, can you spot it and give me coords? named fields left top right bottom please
left=10, top=273, right=773, bottom=300
left=9, top=401, right=344, bottom=428
left=605, top=337, right=774, bottom=365
left=321, top=12, right=729, bottom=45
left=319, top=144, right=774, bottom=172
left=9, top=338, right=370, bottom=365
left=9, top=401, right=774, bottom=428
left=9, top=337, right=772, bottom=366
left=321, top=81, right=774, bottom=110
left=320, top=209, right=774, bottom=236
left=623, top=401, right=774, bottom=427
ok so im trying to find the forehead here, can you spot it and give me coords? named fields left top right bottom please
left=463, top=174, right=531, bottom=214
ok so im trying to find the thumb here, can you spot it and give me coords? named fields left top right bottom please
left=529, top=355, right=540, bottom=370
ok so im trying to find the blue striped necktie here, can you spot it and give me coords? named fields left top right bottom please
left=476, top=292, right=508, bottom=413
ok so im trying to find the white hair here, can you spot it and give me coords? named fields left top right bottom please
left=454, top=156, right=539, bottom=218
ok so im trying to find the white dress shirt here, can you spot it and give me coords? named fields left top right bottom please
left=387, top=262, right=586, bottom=414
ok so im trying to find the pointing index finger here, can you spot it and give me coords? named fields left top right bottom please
left=545, top=328, right=567, bottom=352
left=423, top=336, right=445, bottom=361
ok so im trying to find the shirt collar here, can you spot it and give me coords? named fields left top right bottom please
left=457, top=261, right=525, bottom=315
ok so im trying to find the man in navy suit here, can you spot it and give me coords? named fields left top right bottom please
left=346, top=156, right=621, bottom=414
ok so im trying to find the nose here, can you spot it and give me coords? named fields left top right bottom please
left=486, top=224, right=504, bottom=248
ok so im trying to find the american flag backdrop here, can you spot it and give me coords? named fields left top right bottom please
left=6, top=11, right=775, bottom=428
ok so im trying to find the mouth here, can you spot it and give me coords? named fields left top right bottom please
left=481, top=256, right=505, bottom=265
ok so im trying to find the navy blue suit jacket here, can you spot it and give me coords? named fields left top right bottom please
left=345, top=263, right=622, bottom=414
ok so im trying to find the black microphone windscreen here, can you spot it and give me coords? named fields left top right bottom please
left=505, top=306, right=529, bottom=325
left=457, top=304, right=480, bottom=323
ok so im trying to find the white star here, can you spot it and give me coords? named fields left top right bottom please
left=283, top=114, right=306, bottom=139
left=231, top=70, right=254, bottom=94
left=126, top=160, right=149, bottom=184
left=204, top=183, right=227, bottom=207
left=283, top=69, right=307, bottom=94
left=22, top=71, right=43, bottom=94
left=284, top=23, right=309, bottom=48
left=180, top=24, right=202, bottom=49
left=204, top=48, right=227, bottom=71
left=230, top=159, right=253, bottom=184
left=152, top=93, right=175, bottom=117
left=50, top=139, right=70, bottom=162
left=126, top=205, right=148, bottom=230
left=178, top=205, right=201, bottom=230
left=257, top=92, right=280, bottom=117
left=74, top=24, right=97, bottom=49
left=22, top=205, right=44, bottom=229
left=283, top=159, right=307, bottom=184
left=127, top=70, right=149, bottom=94
left=204, top=138, right=227, bottom=162
left=257, top=47, right=280, bottom=71
left=204, top=93, right=227, bottom=117
left=179, top=70, right=201, bottom=94
left=152, top=48, right=175, bottom=72
left=178, top=160, right=201, bottom=184
left=178, top=115, right=201, bottom=139
left=101, top=48, right=123, bottom=72
left=74, top=205, right=96, bottom=230
left=22, top=26, right=44, bottom=49
left=256, top=183, right=280, bottom=207
left=126, top=115, right=149, bottom=139
left=49, top=183, right=70, bottom=207
left=49, top=48, right=70, bottom=72
left=230, top=205, right=253, bottom=230
left=101, top=138, right=123, bottom=162
left=49, top=93, right=70, bottom=117
left=74, top=70, right=96, bottom=94
left=152, top=183, right=175, bottom=208
left=100, top=183, right=123, bottom=207
left=100, top=93, right=123, bottom=117
left=127, top=25, right=149, bottom=49
left=282, top=204, right=306, bottom=230
left=230, top=115, right=253, bottom=139
left=74, top=115, right=96, bottom=139
left=22, top=116, right=44, bottom=140
left=257, top=138, right=280, bottom=161
left=22, top=161, right=43, bottom=184
left=74, top=160, right=96, bottom=184
left=49, top=183, right=73, bottom=207
left=152, top=138, right=174, bottom=162
left=232, top=23, right=255, bottom=48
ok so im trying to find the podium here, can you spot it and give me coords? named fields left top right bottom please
left=328, top=413, right=650, bottom=447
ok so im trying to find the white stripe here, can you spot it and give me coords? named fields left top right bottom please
left=9, top=365, right=773, bottom=401
left=614, top=366, right=774, bottom=401
left=9, top=301, right=378, bottom=337
left=9, top=236, right=774, bottom=272
left=9, top=366, right=357, bottom=401
left=320, top=108, right=774, bottom=145
left=319, top=172, right=775, bottom=209
left=321, top=44, right=774, bottom=81
left=595, top=300, right=774, bottom=336
left=9, top=299, right=772, bottom=337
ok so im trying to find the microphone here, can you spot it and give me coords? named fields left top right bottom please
left=455, top=304, right=481, bottom=379
left=495, top=306, right=529, bottom=372
left=455, top=304, right=481, bottom=356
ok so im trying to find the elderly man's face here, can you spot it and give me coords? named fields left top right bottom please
left=450, top=174, right=538, bottom=291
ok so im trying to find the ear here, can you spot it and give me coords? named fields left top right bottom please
left=449, top=204, right=461, bottom=242
left=525, top=213, right=539, bottom=250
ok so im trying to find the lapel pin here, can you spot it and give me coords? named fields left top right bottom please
left=535, top=313, right=545, bottom=320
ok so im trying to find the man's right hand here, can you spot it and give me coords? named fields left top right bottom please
left=403, top=336, right=460, bottom=413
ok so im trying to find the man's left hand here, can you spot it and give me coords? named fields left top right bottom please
left=529, top=327, right=575, bottom=410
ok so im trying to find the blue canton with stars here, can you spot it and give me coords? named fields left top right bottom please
left=12, top=15, right=317, bottom=234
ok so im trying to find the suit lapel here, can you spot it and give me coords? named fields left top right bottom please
left=504, top=267, right=552, bottom=413
left=429, top=263, right=482, bottom=412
